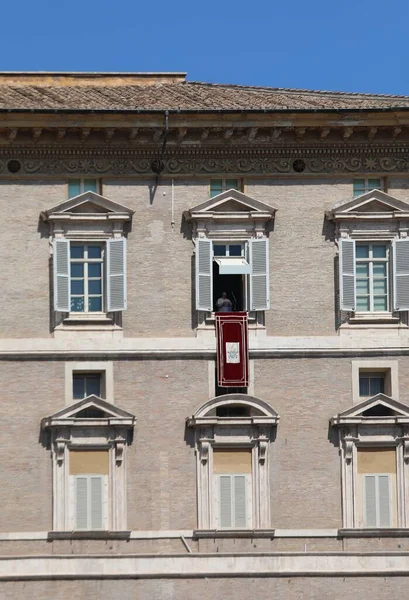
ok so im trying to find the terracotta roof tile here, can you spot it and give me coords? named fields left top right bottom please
left=0, top=80, right=409, bottom=111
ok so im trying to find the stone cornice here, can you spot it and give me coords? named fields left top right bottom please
left=1, top=143, right=409, bottom=175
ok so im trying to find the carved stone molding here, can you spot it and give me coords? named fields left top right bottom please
left=1, top=145, right=409, bottom=176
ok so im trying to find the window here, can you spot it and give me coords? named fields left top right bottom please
left=73, top=373, right=102, bottom=399
left=187, top=394, right=279, bottom=530
left=42, top=396, right=135, bottom=532
left=70, top=450, right=108, bottom=530
left=355, top=243, right=389, bottom=312
left=331, top=395, right=409, bottom=530
left=358, top=449, right=396, bottom=528
left=214, top=449, right=251, bottom=528
left=70, top=244, right=104, bottom=313
left=353, top=178, right=383, bottom=197
left=210, top=179, right=241, bottom=198
left=359, top=372, right=385, bottom=397
left=68, top=179, right=100, bottom=198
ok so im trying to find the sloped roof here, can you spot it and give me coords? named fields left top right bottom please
left=1, top=78, right=409, bottom=112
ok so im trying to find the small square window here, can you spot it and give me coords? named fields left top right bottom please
left=68, top=178, right=100, bottom=198
left=353, top=178, right=384, bottom=197
left=210, top=178, right=241, bottom=198
left=73, top=373, right=102, bottom=399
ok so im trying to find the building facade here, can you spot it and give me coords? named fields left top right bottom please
left=1, top=72, right=409, bottom=598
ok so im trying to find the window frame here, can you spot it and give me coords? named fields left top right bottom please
left=353, top=177, right=385, bottom=197
left=65, top=361, right=113, bottom=405
left=68, top=178, right=101, bottom=198
left=209, top=178, right=242, bottom=198
left=355, top=242, right=390, bottom=314
left=70, top=242, right=105, bottom=314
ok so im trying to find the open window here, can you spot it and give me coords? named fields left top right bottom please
left=326, top=190, right=409, bottom=323
left=184, top=189, right=276, bottom=321
left=41, top=191, right=133, bottom=326
left=42, top=395, right=135, bottom=532
left=331, top=394, right=409, bottom=530
left=187, top=393, right=279, bottom=531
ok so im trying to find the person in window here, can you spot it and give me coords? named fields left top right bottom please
left=216, top=292, right=233, bottom=312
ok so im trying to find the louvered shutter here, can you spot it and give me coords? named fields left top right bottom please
left=219, top=475, right=232, bottom=528
left=339, top=238, right=356, bottom=311
left=53, top=239, right=70, bottom=312
left=234, top=475, right=247, bottom=528
left=364, top=475, right=377, bottom=527
left=75, top=476, right=88, bottom=529
left=249, top=238, right=270, bottom=311
left=378, top=475, right=391, bottom=527
left=107, top=238, right=127, bottom=312
left=90, top=476, right=103, bottom=530
left=195, top=238, right=213, bottom=311
left=393, top=239, right=409, bottom=310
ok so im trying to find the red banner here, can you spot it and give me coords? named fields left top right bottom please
left=216, top=312, right=248, bottom=388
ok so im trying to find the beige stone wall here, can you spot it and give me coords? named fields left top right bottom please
left=0, top=577, right=408, bottom=600
left=1, top=174, right=403, bottom=339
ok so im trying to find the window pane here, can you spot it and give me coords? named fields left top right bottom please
left=374, top=296, right=388, bottom=311
left=369, top=377, right=384, bottom=395
left=71, top=280, right=84, bottom=295
left=373, top=245, right=387, bottom=259
left=356, top=245, right=369, bottom=259
left=356, top=279, right=370, bottom=294
left=84, top=179, right=98, bottom=193
left=210, top=179, right=223, bottom=198
left=68, top=180, right=81, bottom=198
left=214, top=245, right=227, bottom=256
left=368, top=178, right=381, bottom=189
left=86, top=376, right=101, bottom=397
left=71, top=297, right=85, bottom=312
left=373, top=279, right=387, bottom=294
left=73, top=376, right=85, bottom=399
left=88, top=263, right=102, bottom=278
left=356, top=264, right=369, bottom=277
left=89, top=280, right=102, bottom=295
left=373, top=264, right=387, bottom=278
left=71, top=263, right=84, bottom=278
left=229, top=245, right=242, bottom=257
left=70, top=246, right=84, bottom=259
left=356, top=296, right=370, bottom=311
left=226, top=179, right=239, bottom=190
left=89, top=297, right=102, bottom=312
left=359, top=377, right=370, bottom=396
left=88, top=245, right=102, bottom=259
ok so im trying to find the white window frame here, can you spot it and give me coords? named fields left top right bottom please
left=187, top=394, right=279, bottom=531
left=42, top=396, right=135, bottom=532
left=213, top=239, right=249, bottom=311
left=70, top=242, right=105, bottom=314
left=331, top=395, right=409, bottom=530
left=355, top=242, right=390, bottom=314
left=65, top=361, right=114, bottom=405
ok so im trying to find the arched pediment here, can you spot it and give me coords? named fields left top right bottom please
left=187, top=393, right=279, bottom=426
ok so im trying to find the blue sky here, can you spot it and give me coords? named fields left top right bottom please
left=1, top=0, right=408, bottom=95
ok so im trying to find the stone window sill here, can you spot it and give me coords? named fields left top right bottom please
left=48, top=530, right=131, bottom=540
left=193, top=529, right=275, bottom=539
left=338, top=528, right=409, bottom=538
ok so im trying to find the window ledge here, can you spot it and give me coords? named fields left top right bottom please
left=350, top=313, right=400, bottom=324
left=193, top=529, right=275, bottom=539
left=47, top=530, right=131, bottom=540
left=64, top=313, right=113, bottom=324
left=338, top=528, right=409, bottom=538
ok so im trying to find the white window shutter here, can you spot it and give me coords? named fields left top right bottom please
left=364, top=475, right=377, bottom=527
left=250, top=238, right=270, bottom=311
left=393, top=239, right=409, bottom=310
left=219, top=475, right=232, bottom=528
left=378, top=475, right=391, bottom=528
left=107, top=238, right=127, bottom=312
left=195, top=238, right=213, bottom=311
left=339, top=238, right=356, bottom=311
left=90, top=476, right=103, bottom=530
left=234, top=475, right=247, bottom=528
left=53, top=239, right=70, bottom=312
left=75, top=476, right=88, bottom=530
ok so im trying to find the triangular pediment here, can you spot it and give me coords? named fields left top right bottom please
left=327, top=190, right=409, bottom=220
left=186, top=189, right=276, bottom=218
left=331, top=394, right=409, bottom=425
left=42, top=395, right=136, bottom=427
left=41, top=191, right=134, bottom=220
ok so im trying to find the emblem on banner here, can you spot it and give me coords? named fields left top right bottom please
left=226, top=342, right=240, bottom=364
